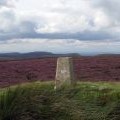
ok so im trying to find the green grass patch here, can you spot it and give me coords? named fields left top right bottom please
left=0, top=81, right=120, bottom=120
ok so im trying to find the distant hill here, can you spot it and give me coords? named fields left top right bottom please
left=0, top=52, right=80, bottom=60
left=96, top=54, right=120, bottom=57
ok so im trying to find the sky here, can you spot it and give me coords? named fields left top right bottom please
left=0, top=0, right=120, bottom=55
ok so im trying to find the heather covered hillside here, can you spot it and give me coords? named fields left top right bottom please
left=0, top=58, right=57, bottom=87
left=0, top=56, right=120, bottom=87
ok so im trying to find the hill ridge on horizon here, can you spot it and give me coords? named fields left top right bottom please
left=0, top=51, right=81, bottom=60
left=0, top=51, right=120, bottom=60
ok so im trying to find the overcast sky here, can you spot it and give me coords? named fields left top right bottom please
left=0, top=0, right=120, bottom=54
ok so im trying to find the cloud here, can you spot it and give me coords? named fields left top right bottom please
left=0, top=4, right=114, bottom=42
left=0, top=8, right=16, bottom=32
left=0, top=39, right=120, bottom=54
left=0, top=29, right=114, bottom=41
left=0, top=0, right=115, bottom=41
left=91, top=0, right=120, bottom=29
left=0, top=7, right=38, bottom=40
left=0, top=0, right=16, bottom=8
left=0, top=0, right=120, bottom=55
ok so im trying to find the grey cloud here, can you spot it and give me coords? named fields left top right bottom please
left=0, top=0, right=117, bottom=42
left=0, top=7, right=114, bottom=42
left=0, top=0, right=14, bottom=7
left=17, top=21, right=37, bottom=33
left=92, top=0, right=120, bottom=24
left=0, top=0, right=9, bottom=7
left=0, top=0, right=8, bottom=6
left=0, top=20, right=37, bottom=40
left=0, top=29, right=114, bottom=41
left=0, top=6, right=37, bottom=38
left=0, top=9, right=16, bottom=33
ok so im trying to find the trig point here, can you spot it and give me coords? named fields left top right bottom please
left=55, top=57, right=75, bottom=89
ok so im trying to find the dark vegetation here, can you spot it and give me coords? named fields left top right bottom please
left=0, top=82, right=120, bottom=120
left=0, top=55, right=120, bottom=120
left=0, top=58, right=56, bottom=87
left=0, top=56, right=120, bottom=87
left=74, top=56, right=120, bottom=82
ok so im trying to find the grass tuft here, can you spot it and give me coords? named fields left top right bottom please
left=0, top=82, right=120, bottom=120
